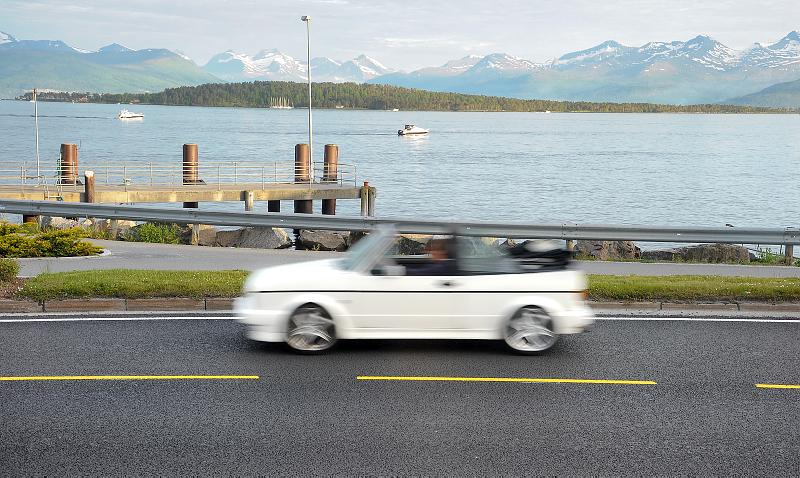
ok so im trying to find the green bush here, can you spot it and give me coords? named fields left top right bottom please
left=0, top=258, right=19, bottom=282
left=123, top=222, right=182, bottom=244
left=0, top=225, right=102, bottom=258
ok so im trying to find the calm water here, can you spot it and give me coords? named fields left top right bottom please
left=1, top=100, right=799, bottom=227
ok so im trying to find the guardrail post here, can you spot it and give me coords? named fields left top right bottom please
left=322, top=144, right=338, bottom=215
left=59, top=143, right=79, bottom=185
left=243, top=190, right=254, bottom=212
left=786, top=244, right=795, bottom=265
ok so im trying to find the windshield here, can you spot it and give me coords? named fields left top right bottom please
left=338, top=227, right=394, bottom=271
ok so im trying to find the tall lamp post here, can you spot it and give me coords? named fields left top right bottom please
left=301, top=15, right=312, bottom=187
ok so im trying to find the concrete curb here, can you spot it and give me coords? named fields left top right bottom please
left=0, top=298, right=236, bottom=313
left=0, top=298, right=798, bottom=314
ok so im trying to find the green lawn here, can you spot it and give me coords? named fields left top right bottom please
left=15, top=270, right=800, bottom=303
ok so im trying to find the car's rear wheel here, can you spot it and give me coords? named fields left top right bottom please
left=286, top=304, right=337, bottom=353
left=503, top=306, right=558, bottom=354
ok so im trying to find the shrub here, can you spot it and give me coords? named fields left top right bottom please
left=0, top=258, right=19, bottom=282
left=0, top=225, right=101, bottom=257
left=123, top=222, right=182, bottom=244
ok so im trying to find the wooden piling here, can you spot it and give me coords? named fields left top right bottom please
left=322, top=144, right=339, bottom=215
left=83, top=171, right=95, bottom=204
left=294, top=143, right=312, bottom=214
left=367, top=186, right=376, bottom=217
left=182, top=144, right=199, bottom=208
left=244, top=191, right=254, bottom=211
left=59, top=143, right=78, bottom=185
left=786, top=244, right=795, bottom=265
left=360, top=181, right=369, bottom=216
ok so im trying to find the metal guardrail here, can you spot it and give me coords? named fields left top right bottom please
left=0, top=200, right=798, bottom=245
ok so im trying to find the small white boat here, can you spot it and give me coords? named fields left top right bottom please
left=117, top=109, right=144, bottom=119
left=398, top=124, right=429, bottom=135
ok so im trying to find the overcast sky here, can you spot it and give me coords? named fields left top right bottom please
left=1, top=0, right=798, bottom=70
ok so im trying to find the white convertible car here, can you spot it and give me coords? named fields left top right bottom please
left=235, top=228, right=594, bottom=354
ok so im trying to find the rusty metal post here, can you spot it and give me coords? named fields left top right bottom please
left=294, top=143, right=312, bottom=214
left=182, top=144, right=199, bottom=209
left=322, top=144, right=339, bottom=215
left=244, top=190, right=254, bottom=211
left=786, top=244, right=795, bottom=265
left=360, top=181, right=369, bottom=216
left=83, top=170, right=95, bottom=204
left=268, top=200, right=281, bottom=212
left=59, top=143, right=78, bottom=185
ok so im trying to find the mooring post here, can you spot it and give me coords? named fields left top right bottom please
left=59, top=143, right=79, bottom=185
left=293, top=144, right=312, bottom=249
left=786, top=244, right=795, bottom=265
left=360, top=181, right=369, bottom=216
left=322, top=144, right=339, bottom=215
left=244, top=190, right=254, bottom=212
left=294, top=144, right=312, bottom=214
left=83, top=170, right=95, bottom=204
left=367, top=185, right=376, bottom=217
left=182, top=143, right=199, bottom=209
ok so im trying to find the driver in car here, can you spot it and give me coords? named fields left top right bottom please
left=406, top=236, right=456, bottom=276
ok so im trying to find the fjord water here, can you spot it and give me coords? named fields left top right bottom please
left=1, top=100, right=798, bottom=227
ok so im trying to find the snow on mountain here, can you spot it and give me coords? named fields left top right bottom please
left=741, top=31, right=800, bottom=69
left=203, top=49, right=393, bottom=82
left=98, top=43, right=133, bottom=53
left=671, top=35, right=740, bottom=70
left=466, top=53, right=539, bottom=73
left=554, top=40, right=637, bottom=66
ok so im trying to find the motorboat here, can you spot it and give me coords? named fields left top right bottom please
left=117, top=109, right=144, bottom=119
left=398, top=124, right=429, bottom=135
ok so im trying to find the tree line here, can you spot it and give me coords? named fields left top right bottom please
left=18, top=82, right=795, bottom=114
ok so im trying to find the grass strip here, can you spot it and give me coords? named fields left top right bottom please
left=588, top=274, right=800, bottom=302
left=18, top=269, right=248, bottom=302
left=15, top=270, right=800, bottom=303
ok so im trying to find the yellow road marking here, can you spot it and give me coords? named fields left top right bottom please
left=357, top=376, right=656, bottom=385
left=756, top=383, right=800, bottom=389
left=0, top=375, right=259, bottom=381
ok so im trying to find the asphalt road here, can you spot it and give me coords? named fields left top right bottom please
left=17, top=239, right=800, bottom=277
left=1, top=313, right=798, bottom=475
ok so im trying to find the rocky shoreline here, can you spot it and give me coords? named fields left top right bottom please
left=43, top=217, right=775, bottom=264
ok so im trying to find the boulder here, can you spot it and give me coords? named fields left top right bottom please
left=575, top=240, right=641, bottom=260
left=642, top=244, right=752, bottom=263
left=91, top=219, right=137, bottom=239
left=215, top=227, right=292, bottom=249
left=196, top=225, right=219, bottom=246
left=41, top=216, right=79, bottom=230
left=296, top=230, right=349, bottom=252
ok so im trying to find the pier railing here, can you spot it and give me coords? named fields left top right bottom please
left=0, top=161, right=358, bottom=190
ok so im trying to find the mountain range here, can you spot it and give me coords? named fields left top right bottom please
left=2, top=29, right=800, bottom=106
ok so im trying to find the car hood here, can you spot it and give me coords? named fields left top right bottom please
left=243, top=258, right=344, bottom=293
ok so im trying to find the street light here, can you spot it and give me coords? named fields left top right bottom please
left=301, top=15, right=312, bottom=188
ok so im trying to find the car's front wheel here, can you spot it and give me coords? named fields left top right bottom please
left=286, top=304, right=337, bottom=353
left=503, top=306, right=558, bottom=354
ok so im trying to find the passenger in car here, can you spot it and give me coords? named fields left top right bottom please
left=406, top=237, right=456, bottom=276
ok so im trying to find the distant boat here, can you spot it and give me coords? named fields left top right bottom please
left=398, top=124, right=429, bottom=136
left=270, top=97, right=294, bottom=109
left=117, top=109, right=144, bottom=119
